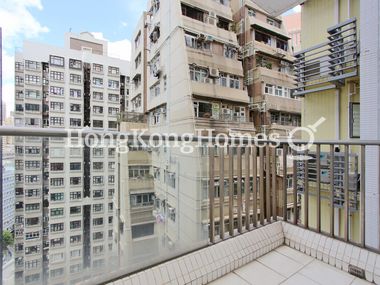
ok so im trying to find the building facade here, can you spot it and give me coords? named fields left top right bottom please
left=283, top=11, right=302, bottom=53
left=232, top=0, right=301, bottom=138
left=13, top=32, right=129, bottom=285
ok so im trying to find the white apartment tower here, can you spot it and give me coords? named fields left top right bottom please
left=14, top=32, right=129, bottom=285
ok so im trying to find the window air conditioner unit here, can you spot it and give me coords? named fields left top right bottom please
left=152, top=64, right=162, bottom=78
left=205, top=35, right=214, bottom=42
left=160, top=107, right=166, bottom=114
left=204, top=78, right=213, bottom=84
left=209, top=68, right=220, bottom=78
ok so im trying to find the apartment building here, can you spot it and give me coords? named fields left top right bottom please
left=3, top=142, right=15, bottom=232
left=13, top=32, right=129, bottom=285
left=141, top=0, right=255, bottom=253
left=232, top=0, right=301, bottom=138
left=129, top=13, right=149, bottom=113
left=292, top=0, right=361, bottom=244
left=283, top=11, right=302, bottom=53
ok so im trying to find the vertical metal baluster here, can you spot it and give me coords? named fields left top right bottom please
left=266, top=145, right=271, bottom=223
left=304, top=149, right=309, bottom=229
left=228, top=146, right=234, bottom=237
left=316, top=144, right=321, bottom=233
left=344, top=145, right=349, bottom=242
left=209, top=146, right=215, bottom=243
left=219, top=147, right=225, bottom=240
left=245, top=146, right=251, bottom=230
left=330, top=144, right=335, bottom=237
left=260, top=147, right=265, bottom=225
left=272, top=147, right=277, bottom=221
left=283, top=145, right=288, bottom=221
left=252, top=145, right=258, bottom=227
left=293, top=148, right=298, bottom=225
left=237, top=146, right=243, bottom=233
left=360, top=145, right=365, bottom=247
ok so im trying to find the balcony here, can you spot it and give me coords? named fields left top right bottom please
left=253, top=66, right=296, bottom=86
left=191, top=81, right=249, bottom=104
left=4, top=127, right=380, bottom=285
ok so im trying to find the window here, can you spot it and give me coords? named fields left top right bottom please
left=70, top=89, right=82, bottom=98
left=50, top=86, right=64, bottom=96
left=70, top=118, right=82, bottom=127
left=108, top=66, right=119, bottom=75
left=50, top=163, right=64, bottom=171
left=70, top=206, right=81, bottom=215
left=129, top=166, right=150, bottom=178
left=25, top=203, right=40, bottom=211
left=25, top=273, right=40, bottom=283
left=50, top=102, right=64, bottom=111
left=50, top=55, right=64, bottom=66
left=25, top=60, right=41, bottom=70
left=150, top=25, right=160, bottom=44
left=264, top=83, right=274, bottom=95
left=25, top=74, right=40, bottom=85
left=93, top=190, right=104, bottom=198
left=93, top=63, right=103, bottom=73
left=108, top=176, right=115, bottom=184
left=70, top=235, right=81, bottom=244
left=132, top=223, right=154, bottom=239
left=108, top=94, right=119, bottom=102
left=51, top=208, right=64, bottom=217
left=150, top=83, right=161, bottom=98
left=93, top=245, right=104, bottom=255
left=70, top=264, right=82, bottom=273
left=25, top=147, right=40, bottom=155
left=70, top=220, right=81, bottom=230
left=93, top=232, right=104, bottom=240
left=93, top=106, right=104, bottom=114
left=93, top=92, right=104, bottom=101
left=108, top=80, right=119, bottom=89
left=26, top=231, right=40, bottom=240
left=224, top=45, right=237, bottom=59
left=131, top=193, right=155, bottom=207
left=93, top=176, right=104, bottom=185
left=135, top=31, right=141, bottom=48
left=50, top=237, right=64, bottom=248
left=93, top=77, right=103, bottom=86
left=181, top=3, right=204, bottom=22
left=69, top=59, right=82, bottom=69
left=50, top=117, right=64, bottom=126
left=193, top=101, right=212, bottom=118
left=70, top=191, right=82, bottom=200
left=267, top=17, right=281, bottom=28
left=93, top=148, right=104, bottom=157
left=50, top=71, right=64, bottom=81
left=15, top=61, right=24, bottom=71
left=25, top=175, right=40, bottom=184
left=275, top=86, right=283, bottom=97
left=184, top=33, right=211, bottom=50
left=51, top=193, right=64, bottom=202
left=70, top=74, right=81, bottom=84
left=229, top=75, right=240, bottom=89
left=255, top=31, right=271, bottom=46
left=50, top=223, right=64, bottom=232
left=93, top=204, right=104, bottom=213
left=70, top=177, right=81, bottom=185
left=108, top=107, right=119, bottom=115
left=25, top=160, right=40, bottom=170
left=25, top=103, right=40, bottom=112
left=70, top=162, right=81, bottom=171
left=217, top=17, right=230, bottom=31
left=70, top=103, right=81, bottom=112
left=135, top=53, right=142, bottom=68
left=93, top=162, right=104, bottom=171
left=189, top=65, right=208, bottom=82
left=277, top=38, right=288, bottom=51
left=248, top=8, right=256, bottom=17
left=93, top=218, right=104, bottom=226
left=51, top=178, right=64, bottom=187
left=93, top=120, right=104, bottom=128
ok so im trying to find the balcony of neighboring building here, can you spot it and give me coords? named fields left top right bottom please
left=181, top=2, right=238, bottom=45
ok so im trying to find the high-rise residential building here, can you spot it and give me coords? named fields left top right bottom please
left=13, top=32, right=129, bottom=285
left=3, top=140, right=15, bottom=232
left=283, top=11, right=301, bottom=53
left=232, top=0, right=301, bottom=138
left=129, top=12, right=149, bottom=113
left=141, top=0, right=255, bottom=252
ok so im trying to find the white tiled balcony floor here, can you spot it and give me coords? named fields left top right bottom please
left=210, top=246, right=371, bottom=285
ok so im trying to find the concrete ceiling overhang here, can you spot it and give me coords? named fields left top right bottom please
left=252, top=0, right=307, bottom=17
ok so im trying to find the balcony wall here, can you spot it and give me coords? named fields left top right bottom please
left=253, top=94, right=302, bottom=114
left=182, top=0, right=233, bottom=21
left=191, top=81, right=249, bottom=104
left=254, top=66, right=295, bottom=88
left=129, top=179, right=154, bottom=193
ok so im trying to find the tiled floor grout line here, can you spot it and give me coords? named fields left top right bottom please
left=230, top=271, right=252, bottom=285
left=277, top=259, right=318, bottom=285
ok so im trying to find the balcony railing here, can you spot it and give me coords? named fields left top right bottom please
left=2, top=126, right=380, bottom=285
left=293, top=18, right=359, bottom=97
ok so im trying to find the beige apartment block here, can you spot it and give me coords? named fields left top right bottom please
left=232, top=0, right=302, bottom=138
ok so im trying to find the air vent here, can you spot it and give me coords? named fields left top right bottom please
left=348, top=265, right=365, bottom=279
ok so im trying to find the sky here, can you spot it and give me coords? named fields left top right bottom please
left=0, top=0, right=300, bottom=117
